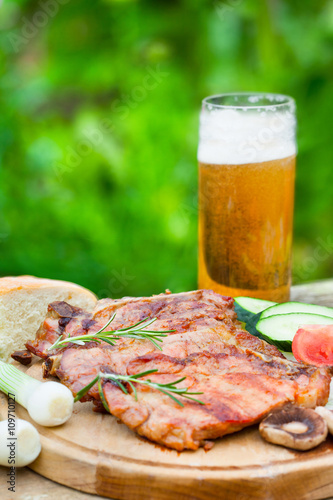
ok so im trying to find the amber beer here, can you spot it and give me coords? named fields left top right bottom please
left=198, top=94, right=297, bottom=302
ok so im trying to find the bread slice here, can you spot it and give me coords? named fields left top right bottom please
left=0, top=276, right=97, bottom=362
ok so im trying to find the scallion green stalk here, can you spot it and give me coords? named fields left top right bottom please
left=0, top=361, right=40, bottom=408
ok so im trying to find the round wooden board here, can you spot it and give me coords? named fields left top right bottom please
left=1, top=282, right=333, bottom=500
left=1, top=366, right=333, bottom=500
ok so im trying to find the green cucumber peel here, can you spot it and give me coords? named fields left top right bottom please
left=234, top=297, right=277, bottom=323
left=256, top=312, right=333, bottom=352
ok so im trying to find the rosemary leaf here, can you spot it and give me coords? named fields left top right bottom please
left=74, top=375, right=99, bottom=402
left=128, top=381, right=138, bottom=401
left=116, top=380, right=128, bottom=395
left=48, top=313, right=174, bottom=352
left=99, top=338, right=117, bottom=346
left=75, top=369, right=205, bottom=408
left=157, top=388, right=184, bottom=407
left=98, top=378, right=110, bottom=413
left=130, top=369, right=158, bottom=379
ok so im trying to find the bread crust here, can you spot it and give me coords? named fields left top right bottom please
left=0, top=275, right=97, bottom=362
left=0, top=275, right=97, bottom=300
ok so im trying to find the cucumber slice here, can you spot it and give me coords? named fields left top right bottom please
left=260, top=301, right=333, bottom=320
left=243, top=312, right=264, bottom=339
left=234, top=297, right=277, bottom=323
left=235, top=297, right=277, bottom=315
left=256, top=313, right=333, bottom=351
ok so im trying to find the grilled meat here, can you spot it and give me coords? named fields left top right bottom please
left=25, top=290, right=332, bottom=450
left=26, top=301, right=95, bottom=359
left=29, top=290, right=284, bottom=381
left=26, top=290, right=283, bottom=362
left=100, top=350, right=330, bottom=451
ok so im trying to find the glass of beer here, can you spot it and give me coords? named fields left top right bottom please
left=198, top=93, right=296, bottom=302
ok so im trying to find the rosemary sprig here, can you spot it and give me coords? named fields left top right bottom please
left=48, top=314, right=174, bottom=351
left=74, top=369, right=205, bottom=408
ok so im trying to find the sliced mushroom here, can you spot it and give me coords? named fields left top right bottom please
left=259, top=406, right=328, bottom=450
left=315, top=406, right=333, bottom=435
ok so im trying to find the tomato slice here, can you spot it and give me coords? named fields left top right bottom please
left=292, top=325, right=333, bottom=366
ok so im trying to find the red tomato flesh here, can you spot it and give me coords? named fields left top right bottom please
left=292, top=325, right=333, bottom=366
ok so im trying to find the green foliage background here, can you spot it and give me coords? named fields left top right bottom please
left=0, top=0, right=332, bottom=297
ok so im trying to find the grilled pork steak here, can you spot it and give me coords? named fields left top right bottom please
left=29, top=290, right=284, bottom=383
left=25, top=290, right=332, bottom=451
left=26, top=290, right=283, bottom=361
left=101, top=350, right=330, bottom=451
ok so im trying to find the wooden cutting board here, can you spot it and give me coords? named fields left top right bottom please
left=1, top=282, right=333, bottom=500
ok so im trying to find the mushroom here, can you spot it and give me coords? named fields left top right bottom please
left=259, top=406, right=328, bottom=450
left=315, top=406, right=333, bottom=434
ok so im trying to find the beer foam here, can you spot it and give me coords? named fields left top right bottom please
left=198, top=107, right=296, bottom=165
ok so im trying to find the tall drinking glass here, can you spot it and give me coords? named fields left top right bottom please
left=198, top=93, right=296, bottom=302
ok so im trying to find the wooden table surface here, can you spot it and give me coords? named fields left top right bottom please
left=1, top=279, right=333, bottom=500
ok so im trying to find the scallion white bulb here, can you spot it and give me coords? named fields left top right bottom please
left=0, top=418, right=41, bottom=467
left=0, top=361, right=74, bottom=427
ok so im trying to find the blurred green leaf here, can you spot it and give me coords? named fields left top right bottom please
left=0, top=0, right=332, bottom=296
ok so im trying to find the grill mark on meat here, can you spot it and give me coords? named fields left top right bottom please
left=81, top=319, right=97, bottom=331
left=11, top=349, right=32, bottom=366
left=58, top=317, right=72, bottom=331
left=49, top=301, right=83, bottom=318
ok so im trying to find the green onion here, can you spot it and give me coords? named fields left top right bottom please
left=0, top=418, right=41, bottom=467
left=0, top=361, right=74, bottom=427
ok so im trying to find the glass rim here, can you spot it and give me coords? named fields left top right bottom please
left=202, top=92, right=295, bottom=110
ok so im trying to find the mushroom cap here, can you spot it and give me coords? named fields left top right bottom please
left=315, top=406, right=333, bottom=435
left=259, top=406, right=328, bottom=451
